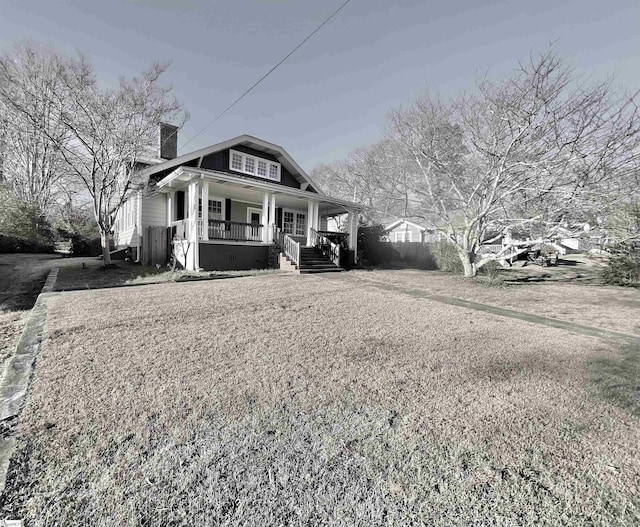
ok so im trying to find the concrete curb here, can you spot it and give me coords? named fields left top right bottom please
left=0, top=267, right=59, bottom=493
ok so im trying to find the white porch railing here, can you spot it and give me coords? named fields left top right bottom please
left=208, top=219, right=263, bottom=242
left=172, top=218, right=264, bottom=243
left=311, top=228, right=340, bottom=267
left=478, top=244, right=504, bottom=254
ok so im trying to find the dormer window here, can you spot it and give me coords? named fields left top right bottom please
left=231, top=151, right=243, bottom=171
left=229, top=149, right=281, bottom=182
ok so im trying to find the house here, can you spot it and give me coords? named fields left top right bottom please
left=383, top=219, right=439, bottom=243
left=113, top=125, right=360, bottom=272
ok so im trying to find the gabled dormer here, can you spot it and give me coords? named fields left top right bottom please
left=138, top=134, right=323, bottom=194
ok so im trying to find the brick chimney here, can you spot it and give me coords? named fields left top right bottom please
left=158, top=122, right=178, bottom=160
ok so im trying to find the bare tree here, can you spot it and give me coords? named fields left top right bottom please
left=311, top=139, right=416, bottom=222
left=1, top=43, right=186, bottom=264
left=388, top=50, right=640, bottom=276
left=0, top=42, right=70, bottom=212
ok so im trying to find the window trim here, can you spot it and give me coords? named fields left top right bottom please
left=229, top=149, right=281, bottom=182
left=246, top=207, right=263, bottom=225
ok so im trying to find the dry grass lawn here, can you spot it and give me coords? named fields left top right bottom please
left=1, top=273, right=639, bottom=526
left=352, top=269, right=640, bottom=336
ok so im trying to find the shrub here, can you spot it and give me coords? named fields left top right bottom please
left=0, top=233, right=54, bottom=253
left=476, top=260, right=506, bottom=287
left=601, top=245, right=640, bottom=287
left=0, top=185, right=55, bottom=251
left=432, top=240, right=463, bottom=273
left=69, top=235, right=103, bottom=257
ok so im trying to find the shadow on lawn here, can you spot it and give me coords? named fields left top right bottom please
left=590, top=343, right=640, bottom=416
left=500, top=258, right=603, bottom=286
left=53, top=259, right=277, bottom=292
left=54, top=259, right=167, bottom=292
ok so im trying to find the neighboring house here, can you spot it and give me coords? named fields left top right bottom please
left=557, top=223, right=609, bottom=252
left=383, top=219, right=439, bottom=243
left=113, top=126, right=360, bottom=272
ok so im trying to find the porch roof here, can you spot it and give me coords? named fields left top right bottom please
left=157, top=166, right=362, bottom=216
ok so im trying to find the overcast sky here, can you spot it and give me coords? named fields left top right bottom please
left=1, top=0, right=638, bottom=170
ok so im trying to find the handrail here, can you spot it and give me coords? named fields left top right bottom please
left=310, top=228, right=340, bottom=267
left=274, top=227, right=300, bottom=266
left=285, top=235, right=300, bottom=267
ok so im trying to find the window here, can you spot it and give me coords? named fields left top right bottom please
left=208, top=200, right=222, bottom=215
left=123, top=199, right=135, bottom=229
left=199, top=198, right=224, bottom=220
left=283, top=210, right=306, bottom=236
left=268, top=163, right=279, bottom=181
left=295, top=213, right=306, bottom=236
left=257, top=159, right=267, bottom=177
left=244, top=156, right=255, bottom=175
left=395, top=231, right=412, bottom=242
left=229, top=149, right=281, bottom=182
left=231, top=152, right=243, bottom=171
left=283, top=211, right=294, bottom=234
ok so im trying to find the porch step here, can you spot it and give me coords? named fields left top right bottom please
left=299, top=267, right=345, bottom=274
left=278, top=247, right=345, bottom=274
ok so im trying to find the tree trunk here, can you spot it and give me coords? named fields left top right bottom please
left=101, top=230, right=112, bottom=266
left=459, top=250, right=477, bottom=277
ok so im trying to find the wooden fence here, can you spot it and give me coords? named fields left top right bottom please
left=389, top=242, right=437, bottom=269
left=141, top=226, right=168, bottom=267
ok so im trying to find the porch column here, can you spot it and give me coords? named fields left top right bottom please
left=188, top=180, right=199, bottom=270
left=261, top=193, right=270, bottom=243
left=306, top=200, right=314, bottom=246
left=269, top=193, right=276, bottom=240
left=348, top=209, right=358, bottom=263
left=313, top=202, right=320, bottom=232
left=200, top=180, right=209, bottom=241
left=167, top=191, right=174, bottom=226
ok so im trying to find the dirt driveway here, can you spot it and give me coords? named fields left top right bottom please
left=0, top=253, right=62, bottom=312
left=0, top=253, right=63, bottom=367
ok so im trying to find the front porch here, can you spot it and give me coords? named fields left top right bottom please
left=162, top=170, right=358, bottom=271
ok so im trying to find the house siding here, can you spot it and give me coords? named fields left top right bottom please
left=114, top=197, right=140, bottom=248
left=230, top=200, right=259, bottom=224
left=388, top=223, right=424, bottom=242
left=142, top=194, right=166, bottom=227
left=115, top=226, right=138, bottom=248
